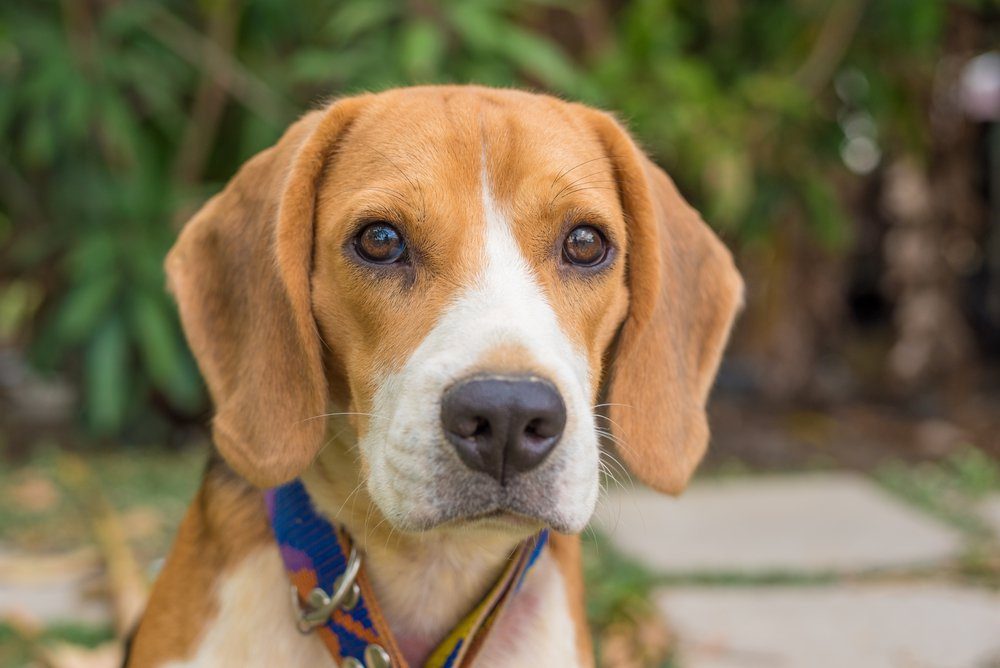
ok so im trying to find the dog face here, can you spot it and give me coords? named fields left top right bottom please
left=309, top=90, right=629, bottom=533
left=167, top=86, right=742, bottom=536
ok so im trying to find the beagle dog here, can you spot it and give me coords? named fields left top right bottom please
left=126, top=85, right=742, bottom=668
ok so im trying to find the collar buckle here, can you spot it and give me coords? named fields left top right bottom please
left=291, top=545, right=362, bottom=633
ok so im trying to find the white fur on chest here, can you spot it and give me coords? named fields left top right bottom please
left=164, top=544, right=579, bottom=668
left=475, top=550, right=581, bottom=667
left=163, top=547, right=333, bottom=668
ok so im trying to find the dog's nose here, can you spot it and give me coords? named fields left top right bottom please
left=441, top=376, right=566, bottom=483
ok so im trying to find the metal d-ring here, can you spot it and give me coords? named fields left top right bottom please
left=291, top=545, right=362, bottom=634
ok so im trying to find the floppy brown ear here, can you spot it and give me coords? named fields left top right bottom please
left=166, top=97, right=368, bottom=487
left=587, top=110, right=744, bottom=495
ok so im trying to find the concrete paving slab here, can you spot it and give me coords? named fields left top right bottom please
left=657, top=583, right=1000, bottom=668
left=0, top=549, right=110, bottom=624
left=596, top=473, right=963, bottom=574
left=979, top=494, right=1000, bottom=538
left=0, top=579, right=111, bottom=625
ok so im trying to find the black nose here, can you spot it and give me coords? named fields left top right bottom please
left=441, top=376, right=566, bottom=484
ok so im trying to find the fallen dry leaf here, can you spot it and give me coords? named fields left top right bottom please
left=8, top=473, right=61, bottom=512
left=598, top=601, right=674, bottom=668
left=121, top=506, right=163, bottom=541
left=45, top=641, right=123, bottom=668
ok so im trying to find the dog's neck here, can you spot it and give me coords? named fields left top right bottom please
left=300, top=426, right=524, bottom=666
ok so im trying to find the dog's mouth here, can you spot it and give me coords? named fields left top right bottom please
left=453, top=508, right=545, bottom=532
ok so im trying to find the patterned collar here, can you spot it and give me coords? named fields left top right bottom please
left=266, top=480, right=549, bottom=668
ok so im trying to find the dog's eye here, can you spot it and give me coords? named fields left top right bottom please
left=355, top=222, right=406, bottom=264
left=562, top=225, right=608, bottom=267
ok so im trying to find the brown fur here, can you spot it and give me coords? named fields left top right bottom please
left=128, top=459, right=270, bottom=665
left=581, top=108, right=745, bottom=494
left=547, top=533, right=594, bottom=666
left=135, top=85, right=742, bottom=666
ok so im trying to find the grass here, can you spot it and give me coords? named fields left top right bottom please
left=875, top=446, right=1000, bottom=540
left=0, top=445, right=205, bottom=667
left=0, top=446, right=678, bottom=665
left=0, top=444, right=205, bottom=557
left=875, top=446, right=1000, bottom=588
left=0, top=621, right=114, bottom=667
left=2, top=443, right=998, bottom=665
left=583, top=531, right=676, bottom=668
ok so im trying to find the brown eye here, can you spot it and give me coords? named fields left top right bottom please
left=562, top=225, right=608, bottom=267
left=355, top=222, right=406, bottom=264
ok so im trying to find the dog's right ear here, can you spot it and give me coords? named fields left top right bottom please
left=581, top=108, right=744, bottom=495
left=166, top=97, right=369, bottom=487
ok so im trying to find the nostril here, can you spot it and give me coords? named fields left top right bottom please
left=525, top=416, right=559, bottom=439
left=452, top=416, right=489, bottom=440
left=472, top=417, right=491, bottom=439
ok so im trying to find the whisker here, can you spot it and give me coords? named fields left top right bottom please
left=300, top=412, right=388, bottom=423
left=550, top=155, right=620, bottom=191
left=593, top=402, right=634, bottom=410
left=592, top=412, right=627, bottom=434
left=316, top=331, right=336, bottom=356
left=554, top=185, right=618, bottom=201
left=328, top=185, right=414, bottom=212
left=601, top=450, right=633, bottom=484
left=314, top=421, right=356, bottom=457
left=552, top=169, right=613, bottom=198
left=367, top=144, right=427, bottom=221
left=333, top=480, right=367, bottom=521
left=598, top=453, right=628, bottom=488
left=598, top=460, right=625, bottom=493
left=363, top=498, right=380, bottom=538
left=551, top=172, right=619, bottom=205
left=595, top=426, right=635, bottom=456
left=584, top=523, right=601, bottom=558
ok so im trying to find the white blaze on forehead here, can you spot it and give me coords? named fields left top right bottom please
left=389, top=159, right=589, bottom=385
left=471, top=161, right=590, bottom=388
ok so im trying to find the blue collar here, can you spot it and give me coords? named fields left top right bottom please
left=266, top=480, right=548, bottom=667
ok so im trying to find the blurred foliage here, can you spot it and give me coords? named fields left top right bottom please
left=0, top=621, right=115, bottom=667
left=0, top=444, right=203, bottom=554
left=0, top=0, right=971, bottom=437
left=877, top=445, right=1000, bottom=539
left=583, top=530, right=675, bottom=666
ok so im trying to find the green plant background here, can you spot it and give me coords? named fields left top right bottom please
left=0, top=0, right=983, bottom=437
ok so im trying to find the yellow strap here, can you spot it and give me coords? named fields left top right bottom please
left=424, top=542, right=530, bottom=667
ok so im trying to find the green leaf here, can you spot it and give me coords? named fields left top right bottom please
left=129, top=290, right=202, bottom=410
left=495, top=26, right=581, bottom=93
left=803, top=177, right=851, bottom=250
left=326, top=0, right=396, bottom=42
left=85, top=315, right=129, bottom=433
left=22, top=114, right=56, bottom=167
left=49, top=276, right=119, bottom=351
left=401, top=19, right=444, bottom=82
left=66, top=235, right=117, bottom=280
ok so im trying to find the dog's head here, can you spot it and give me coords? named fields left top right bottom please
left=167, top=86, right=742, bottom=535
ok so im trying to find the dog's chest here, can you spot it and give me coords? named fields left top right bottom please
left=168, top=545, right=580, bottom=667
left=163, top=547, right=333, bottom=667
left=474, top=550, right=581, bottom=667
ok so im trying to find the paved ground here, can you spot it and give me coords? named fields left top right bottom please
left=596, top=473, right=963, bottom=574
left=657, top=584, right=1000, bottom=668
left=598, top=472, right=1000, bottom=668
left=2, top=471, right=999, bottom=667
left=0, top=549, right=109, bottom=625
left=982, top=494, right=1000, bottom=538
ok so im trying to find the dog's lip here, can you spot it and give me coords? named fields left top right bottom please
left=460, top=508, right=544, bottom=530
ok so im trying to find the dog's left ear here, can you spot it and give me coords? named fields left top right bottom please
left=583, top=109, right=744, bottom=495
left=166, top=97, right=369, bottom=487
